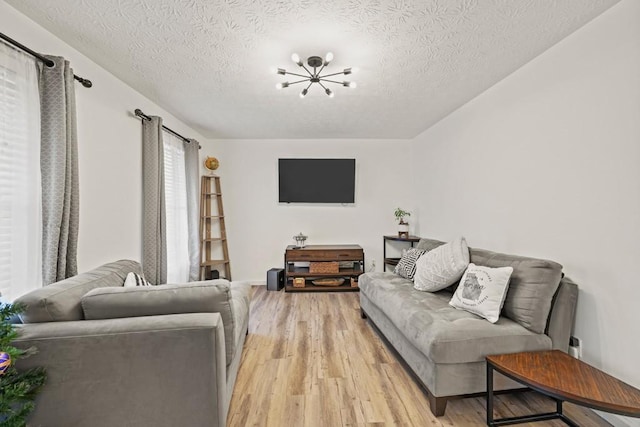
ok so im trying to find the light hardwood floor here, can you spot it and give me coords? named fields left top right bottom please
left=227, top=286, right=611, bottom=427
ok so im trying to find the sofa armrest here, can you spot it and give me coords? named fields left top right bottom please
left=546, top=276, right=578, bottom=351
left=13, top=313, right=227, bottom=427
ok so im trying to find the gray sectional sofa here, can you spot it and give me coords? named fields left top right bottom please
left=12, top=260, right=250, bottom=427
left=359, top=238, right=578, bottom=416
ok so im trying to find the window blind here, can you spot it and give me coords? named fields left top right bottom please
left=163, top=131, right=190, bottom=283
left=0, top=43, right=42, bottom=301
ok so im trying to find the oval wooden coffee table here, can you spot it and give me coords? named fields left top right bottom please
left=486, top=350, right=640, bottom=426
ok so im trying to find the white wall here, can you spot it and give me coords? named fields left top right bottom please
left=1, top=2, right=213, bottom=272
left=203, top=139, right=414, bottom=282
left=411, top=1, right=639, bottom=425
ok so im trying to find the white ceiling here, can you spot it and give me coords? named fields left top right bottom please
left=7, top=0, right=620, bottom=139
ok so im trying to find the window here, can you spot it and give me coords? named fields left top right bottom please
left=163, top=131, right=189, bottom=283
left=0, top=43, right=42, bottom=301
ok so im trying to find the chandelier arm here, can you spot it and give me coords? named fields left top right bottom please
left=287, top=79, right=312, bottom=86
left=319, top=71, right=348, bottom=78
left=318, top=78, right=344, bottom=85
left=317, top=64, right=326, bottom=75
left=283, top=71, right=309, bottom=78
left=317, top=81, right=329, bottom=91
left=300, top=64, right=315, bottom=77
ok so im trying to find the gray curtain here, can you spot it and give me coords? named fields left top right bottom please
left=39, top=56, right=79, bottom=285
left=142, top=116, right=167, bottom=284
left=185, top=139, right=200, bottom=281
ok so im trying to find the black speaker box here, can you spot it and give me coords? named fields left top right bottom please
left=267, top=268, right=284, bottom=291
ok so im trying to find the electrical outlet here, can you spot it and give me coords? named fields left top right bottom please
left=569, top=336, right=582, bottom=359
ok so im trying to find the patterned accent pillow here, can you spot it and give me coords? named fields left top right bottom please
left=123, top=272, right=153, bottom=287
left=449, top=263, right=513, bottom=323
left=414, top=237, right=469, bottom=292
left=394, top=248, right=427, bottom=280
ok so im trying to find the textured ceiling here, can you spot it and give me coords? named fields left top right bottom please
left=7, top=0, right=620, bottom=139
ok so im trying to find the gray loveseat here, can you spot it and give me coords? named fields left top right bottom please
left=359, top=238, right=577, bottom=416
left=12, top=260, right=250, bottom=427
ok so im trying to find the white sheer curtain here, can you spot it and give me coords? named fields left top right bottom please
left=163, top=131, right=190, bottom=283
left=0, top=43, right=42, bottom=301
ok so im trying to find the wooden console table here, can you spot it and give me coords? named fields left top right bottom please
left=284, top=244, right=364, bottom=292
left=486, top=350, right=640, bottom=426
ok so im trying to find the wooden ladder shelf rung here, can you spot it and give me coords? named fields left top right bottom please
left=201, top=260, right=230, bottom=266
left=199, top=175, right=231, bottom=280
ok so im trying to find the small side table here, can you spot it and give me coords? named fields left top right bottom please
left=383, top=235, right=421, bottom=272
left=486, top=350, right=640, bottom=426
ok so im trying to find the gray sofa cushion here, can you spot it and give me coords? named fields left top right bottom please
left=81, top=279, right=251, bottom=367
left=229, top=283, right=251, bottom=359
left=416, top=238, right=446, bottom=252
left=414, top=239, right=563, bottom=334
left=359, top=272, right=551, bottom=364
left=469, top=248, right=562, bottom=334
left=15, top=260, right=141, bottom=323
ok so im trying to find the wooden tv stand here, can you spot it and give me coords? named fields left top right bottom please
left=284, top=244, right=364, bottom=292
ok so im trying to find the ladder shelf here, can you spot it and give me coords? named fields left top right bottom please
left=199, top=175, right=231, bottom=280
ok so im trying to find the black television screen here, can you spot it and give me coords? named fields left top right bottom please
left=279, top=158, right=355, bottom=203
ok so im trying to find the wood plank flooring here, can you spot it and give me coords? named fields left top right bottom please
left=227, top=286, right=611, bottom=427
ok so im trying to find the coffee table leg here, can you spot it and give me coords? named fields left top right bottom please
left=556, top=399, right=581, bottom=427
left=487, top=362, right=494, bottom=426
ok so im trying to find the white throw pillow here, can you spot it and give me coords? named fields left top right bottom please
left=123, top=272, right=152, bottom=287
left=449, top=263, right=513, bottom=323
left=414, top=236, right=469, bottom=292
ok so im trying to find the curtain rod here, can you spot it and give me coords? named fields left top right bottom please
left=134, top=109, right=201, bottom=149
left=0, top=31, right=93, bottom=88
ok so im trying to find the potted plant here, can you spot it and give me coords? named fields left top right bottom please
left=394, top=207, right=411, bottom=238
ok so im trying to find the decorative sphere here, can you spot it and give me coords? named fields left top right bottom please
left=204, top=156, right=219, bottom=171
left=0, top=352, right=11, bottom=375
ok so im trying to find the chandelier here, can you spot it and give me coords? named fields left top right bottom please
left=276, top=52, right=356, bottom=98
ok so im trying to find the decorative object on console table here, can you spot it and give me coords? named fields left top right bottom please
left=293, top=277, right=306, bottom=288
left=293, top=232, right=308, bottom=248
left=309, top=261, right=339, bottom=274
left=284, top=244, right=364, bottom=292
left=312, top=278, right=345, bottom=287
left=383, top=235, right=422, bottom=272
left=394, top=207, right=411, bottom=238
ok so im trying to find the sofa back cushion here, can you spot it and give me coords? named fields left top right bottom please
left=469, top=248, right=562, bottom=333
left=15, top=260, right=141, bottom=323
left=81, top=280, right=239, bottom=366
left=416, top=238, right=446, bottom=252
left=415, top=238, right=563, bottom=334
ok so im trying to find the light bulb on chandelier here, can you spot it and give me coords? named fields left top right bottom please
left=275, top=52, right=356, bottom=98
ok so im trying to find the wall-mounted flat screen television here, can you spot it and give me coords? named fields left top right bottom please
left=278, top=158, right=355, bottom=203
